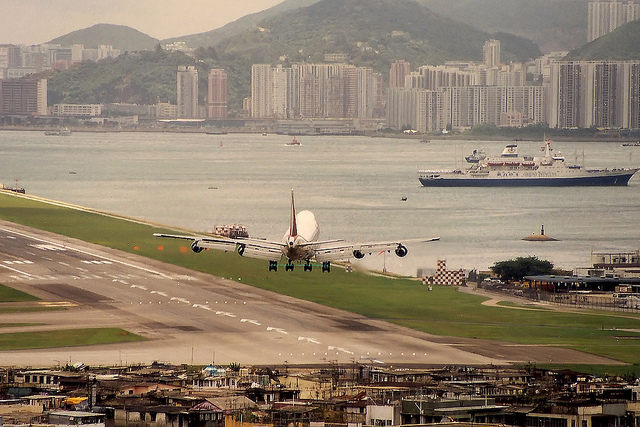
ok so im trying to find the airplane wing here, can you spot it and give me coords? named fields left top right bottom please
left=153, top=233, right=285, bottom=261
left=312, top=237, right=440, bottom=262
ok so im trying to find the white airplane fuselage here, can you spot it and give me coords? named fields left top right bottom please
left=282, top=210, right=320, bottom=261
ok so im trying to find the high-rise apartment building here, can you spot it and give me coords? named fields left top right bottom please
left=251, top=64, right=274, bottom=118
left=177, top=65, right=198, bottom=118
left=250, top=63, right=382, bottom=120
left=387, top=86, right=546, bottom=133
left=588, top=0, right=640, bottom=41
left=548, top=60, right=640, bottom=129
left=389, top=60, right=411, bottom=88
left=0, top=78, right=48, bottom=116
left=483, top=39, right=501, bottom=67
left=207, top=68, right=228, bottom=119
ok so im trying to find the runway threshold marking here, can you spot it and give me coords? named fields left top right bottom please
left=0, top=227, right=172, bottom=279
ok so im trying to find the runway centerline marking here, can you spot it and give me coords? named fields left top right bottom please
left=298, top=336, right=321, bottom=344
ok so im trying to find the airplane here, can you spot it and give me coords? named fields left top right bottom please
left=154, top=190, right=439, bottom=272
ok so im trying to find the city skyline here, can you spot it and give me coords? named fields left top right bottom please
left=0, top=0, right=284, bottom=45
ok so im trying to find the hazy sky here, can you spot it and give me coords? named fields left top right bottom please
left=2, top=0, right=285, bottom=45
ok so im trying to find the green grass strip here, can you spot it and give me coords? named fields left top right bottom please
left=0, top=284, right=40, bottom=302
left=0, top=323, right=39, bottom=328
left=0, top=328, right=146, bottom=350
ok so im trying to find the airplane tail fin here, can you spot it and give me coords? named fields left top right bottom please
left=289, top=189, right=298, bottom=237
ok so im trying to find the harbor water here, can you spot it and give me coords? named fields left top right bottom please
left=1, top=129, right=639, bottom=276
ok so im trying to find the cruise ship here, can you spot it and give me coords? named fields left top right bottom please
left=418, top=142, right=639, bottom=187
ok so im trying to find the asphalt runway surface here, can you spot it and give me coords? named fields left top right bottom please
left=0, top=219, right=622, bottom=368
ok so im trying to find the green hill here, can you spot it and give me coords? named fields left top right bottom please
left=46, top=48, right=192, bottom=106
left=165, top=0, right=586, bottom=53
left=48, top=23, right=159, bottom=52
left=565, top=19, right=640, bottom=60
left=418, top=0, right=588, bottom=52
left=162, top=0, right=319, bottom=49
left=214, top=0, right=540, bottom=67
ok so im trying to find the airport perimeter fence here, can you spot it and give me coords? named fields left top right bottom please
left=477, top=282, right=640, bottom=313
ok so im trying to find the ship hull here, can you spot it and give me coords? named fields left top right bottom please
left=418, top=171, right=638, bottom=187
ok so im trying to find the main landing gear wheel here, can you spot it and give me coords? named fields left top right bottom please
left=303, top=262, right=313, bottom=272
left=321, top=261, right=331, bottom=273
left=268, top=260, right=278, bottom=272
left=285, top=262, right=294, bottom=272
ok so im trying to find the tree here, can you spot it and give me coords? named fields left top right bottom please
left=491, top=256, right=553, bottom=282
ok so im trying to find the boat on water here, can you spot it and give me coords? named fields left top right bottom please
left=287, top=137, right=301, bottom=146
left=418, top=141, right=640, bottom=187
left=44, top=127, right=72, bottom=136
left=465, top=148, right=486, bottom=163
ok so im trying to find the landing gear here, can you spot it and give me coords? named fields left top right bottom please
left=268, top=260, right=278, bottom=272
left=321, top=261, right=331, bottom=273
left=303, top=262, right=313, bottom=272
left=285, top=261, right=294, bottom=272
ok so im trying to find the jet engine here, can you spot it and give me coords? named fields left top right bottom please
left=395, top=244, right=408, bottom=257
left=353, top=249, right=365, bottom=259
left=191, top=241, right=204, bottom=253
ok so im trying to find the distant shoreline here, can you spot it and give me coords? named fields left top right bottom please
left=1, top=124, right=638, bottom=143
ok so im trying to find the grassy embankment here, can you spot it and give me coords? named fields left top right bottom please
left=0, top=284, right=41, bottom=327
left=0, top=281, right=144, bottom=348
left=1, top=192, right=640, bottom=374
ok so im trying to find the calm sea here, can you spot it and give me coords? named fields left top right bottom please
left=1, top=129, right=639, bottom=275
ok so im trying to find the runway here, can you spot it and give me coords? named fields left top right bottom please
left=0, top=219, right=620, bottom=368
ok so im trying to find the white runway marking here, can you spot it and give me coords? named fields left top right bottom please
left=31, top=244, right=66, bottom=251
left=328, top=345, right=354, bottom=355
left=0, top=263, right=33, bottom=276
left=215, top=311, right=235, bottom=317
left=298, top=336, right=321, bottom=344
left=150, top=291, right=168, bottom=297
left=267, top=327, right=288, bottom=334
left=0, top=227, right=172, bottom=279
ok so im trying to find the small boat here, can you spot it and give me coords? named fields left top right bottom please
left=44, top=127, right=72, bottom=136
left=287, top=137, right=301, bottom=146
left=465, top=149, right=486, bottom=163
